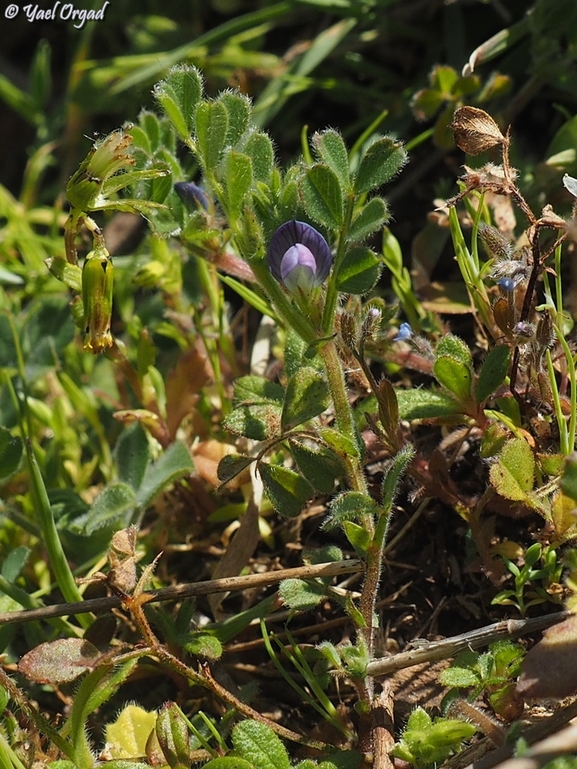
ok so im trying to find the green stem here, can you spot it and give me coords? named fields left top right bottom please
left=318, top=340, right=368, bottom=498
left=546, top=348, right=568, bottom=455
left=0, top=668, right=74, bottom=761
left=65, top=667, right=111, bottom=769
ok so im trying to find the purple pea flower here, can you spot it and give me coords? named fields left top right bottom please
left=174, top=181, right=210, bottom=211
left=267, top=220, right=332, bottom=293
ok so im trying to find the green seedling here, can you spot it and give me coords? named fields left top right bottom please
left=492, top=542, right=563, bottom=616
left=439, top=640, right=525, bottom=720
left=391, top=706, right=477, bottom=767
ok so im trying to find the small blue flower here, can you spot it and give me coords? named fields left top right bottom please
left=394, top=322, right=412, bottom=342
left=497, top=277, right=515, bottom=292
left=267, top=220, right=332, bottom=293
left=174, top=181, right=210, bottom=211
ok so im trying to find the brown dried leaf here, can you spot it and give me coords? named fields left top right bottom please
left=165, top=345, right=213, bottom=440
left=193, top=440, right=249, bottom=489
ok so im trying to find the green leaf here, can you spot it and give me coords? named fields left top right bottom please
left=2, top=546, right=30, bottom=583
left=434, top=356, right=473, bottom=404
left=340, top=643, right=369, bottom=678
left=0, top=426, right=23, bottom=480
left=281, top=367, right=329, bottom=431
left=312, top=129, right=350, bottom=191
left=300, top=164, right=344, bottom=228
left=349, top=197, right=389, bottom=242
left=525, top=541, right=542, bottom=568
left=258, top=462, right=314, bottom=517
left=0, top=72, right=37, bottom=125
left=325, top=491, right=379, bottom=529
left=115, top=423, right=150, bottom=491
left=342, top=521, right=371, bottom=557
left=382, top=444, right=415, bottom=512
left=30, top=39, right=52, bottom=110
left=242, top=130, right=275, bottom=183
left=279, top=578, right=326, bottom=610
left=336, top=247, right=382, bottom=294
left=217, top=454, right=255, bottom=485
left=289, top=440, right=344, bottom=492
left=489, top=437, right=535, bottom=501
left=234, top=375, right=285, bottom=404
left=561, top=453, right=577, bottom=503
left=105, top=704, right=157, bottom=761
left=225, top=150, right=254, bottom=218
left=84, top=483, right=136, bottom=535
left=136, top=442, right=193, bottom=509
left=182, top=631, right=223, bottom=661
left=219, top=90, right=251, bottom=146
left=232, top=719, right=291, bottom=769
left=318, top=427, right=360, bottom=459
left=203, top=758, right=255, bottom=769
left=475, top=345, right=510, bottom=404
left=397, top=389, right=463, bottom=420
left=438, top=667, right=480, bottom=688
left=153, top=65, right=202, bottom=141
left=195, top=99, right=229, bottom=172
left=224, top=403, right=283, bottom=441
left=436, top=334, right=473, bottom=366
left=355, top=136, right=407, bottom=194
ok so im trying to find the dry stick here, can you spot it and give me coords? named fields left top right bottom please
left=371, top=682, right=395, bottom=769
left=460, top=698, right=577, bottom=769
left=480, top=720, right=577, bottom=769
left=0, top=559, right=363, bottom=626
left=366, top=610, right=570, bottom=678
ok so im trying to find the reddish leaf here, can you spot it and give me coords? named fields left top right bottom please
left=18, top=638, right=102, bottom=684
left=517, top=615, right=577, bottom=699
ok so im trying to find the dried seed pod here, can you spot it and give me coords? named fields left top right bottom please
left=452, top=106, right=506, bottom=155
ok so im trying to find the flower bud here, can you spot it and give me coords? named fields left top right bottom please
left=156, top=702, right=190, bottom=768
left=174, top=181, right=210, bottom=211
left=267, top=220, right=332, bottom=293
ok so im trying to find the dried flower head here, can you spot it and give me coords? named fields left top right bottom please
left=267, top=220, right=332, bottom=293
left=451, top=106, right=506, bottom=155
left=67, top=128, right=136, bottom=211
left=490, top=245, right=530, bottom=288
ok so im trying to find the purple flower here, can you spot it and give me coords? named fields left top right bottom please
left=267, top=220, right=332, bottom=292
left=174, top=181, right=210, bottom=210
